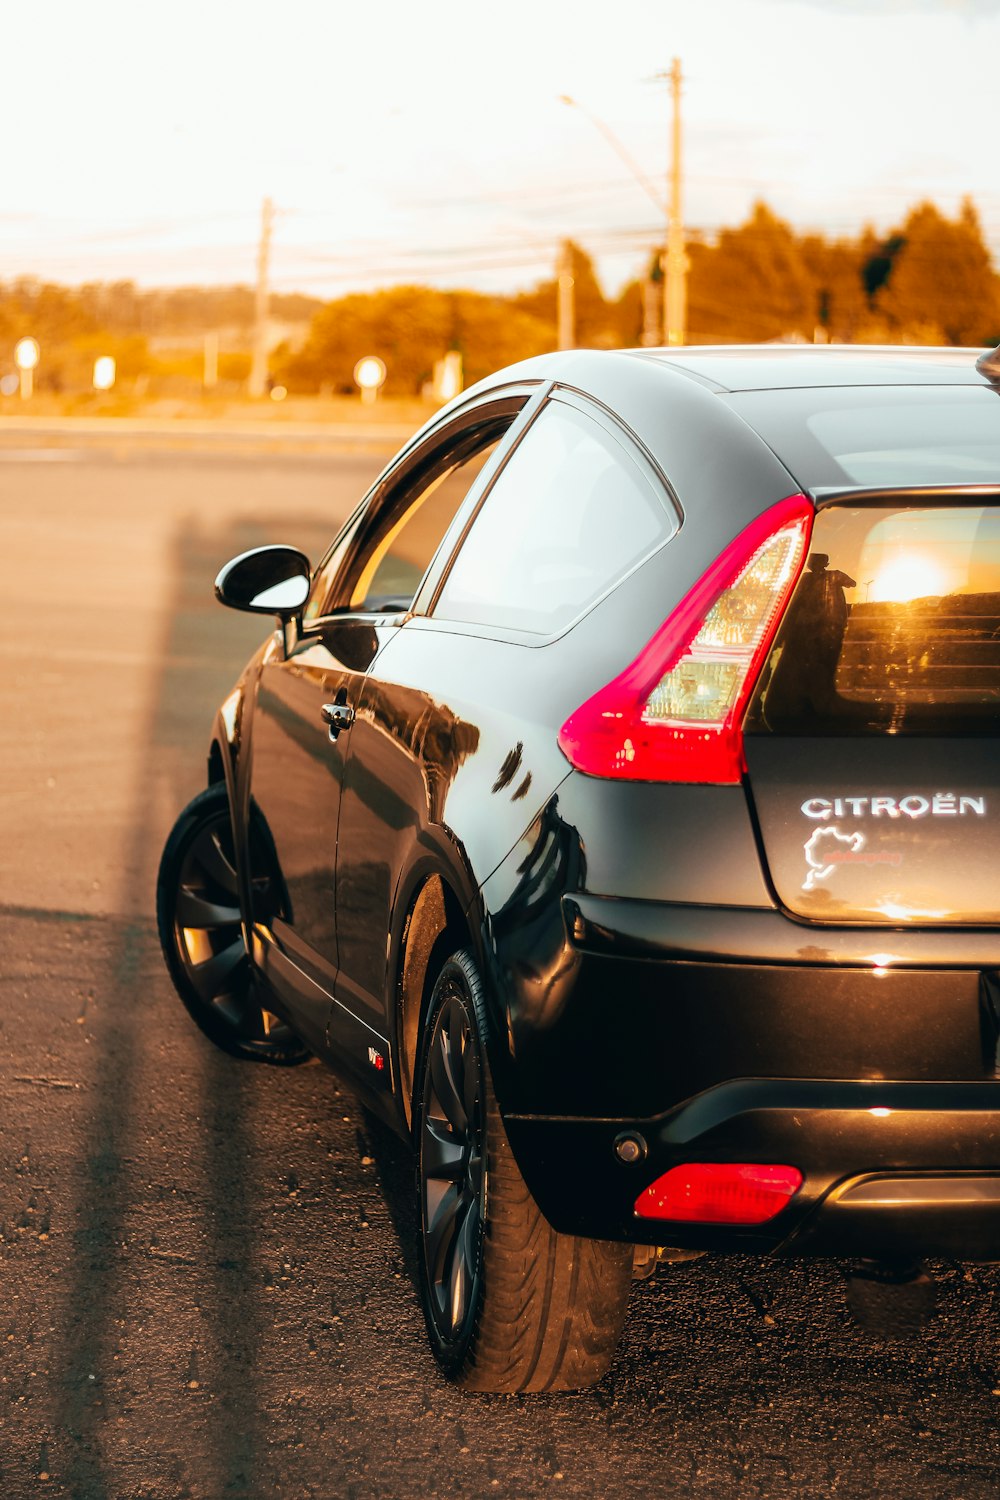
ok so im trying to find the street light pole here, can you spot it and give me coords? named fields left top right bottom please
left=558, top=96, right=664, bottom=219
left=560, top=81, right=688, bottom=346
left=249, top=197, right=274, bottom=399
left=559, top=94, right=664, bottom=347
left=557, top=239, right=576, bottom=350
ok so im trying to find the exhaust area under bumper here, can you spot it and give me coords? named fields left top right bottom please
left=504, top=1078, right=1000, bottom=1259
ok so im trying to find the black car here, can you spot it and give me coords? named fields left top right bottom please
left=158, top=344, right=1000, bottom=1391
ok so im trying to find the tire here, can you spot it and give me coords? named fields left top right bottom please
left=156, top=783, right=309, bottom=1065
left=415, top=950, right=633, bottom=1392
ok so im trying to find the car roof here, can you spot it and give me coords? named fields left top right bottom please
left=426, top=343, right=997, bottom=527
left=633, top=344, right=989, bottom=392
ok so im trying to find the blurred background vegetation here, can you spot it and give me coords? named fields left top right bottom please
left=3, top=197, right=998, bottom=415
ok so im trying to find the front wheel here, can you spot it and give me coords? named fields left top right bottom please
left=156, top=783, right=309, bottom=1065
left=415, top=951, right=632, bottom=1392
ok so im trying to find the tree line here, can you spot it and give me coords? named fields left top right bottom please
left=0, top=281, right=322, bottom=394
left=2, top=198, right=998, bottom=397
left=274, top=198, right=1000, bottom=393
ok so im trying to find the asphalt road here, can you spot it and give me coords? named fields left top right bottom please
left=1, top=432, right=998, bottom=1500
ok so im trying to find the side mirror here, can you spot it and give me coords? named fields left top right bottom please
left=214, top=545, right=311, bottom=617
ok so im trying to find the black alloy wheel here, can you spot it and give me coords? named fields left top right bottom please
left=415, top=951, right=633, bottom=1392
left=419, top=976, right=485, bottom=1346
left=156, top=783, right=308, bottom=1064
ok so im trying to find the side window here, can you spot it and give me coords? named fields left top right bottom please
left=303, top=423, right=507, bottom=623
left=348, top=442, right=500, bottom=612
left=432, top=399, right=676, bottom=636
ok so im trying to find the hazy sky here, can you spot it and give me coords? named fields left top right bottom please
left=4, top=0, right=998, bottom=298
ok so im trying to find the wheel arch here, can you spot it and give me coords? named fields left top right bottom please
left=395, top=869, right=476, bottom=1132
left=208, top=738, right=226, bottom=786
left=206, top=728, right=246, bottom=902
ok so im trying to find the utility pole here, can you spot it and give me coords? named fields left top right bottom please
left=557, top=239, right=576, bottom=350
left=641, top=252, right=661, bottom=347
left=249, top=196, right=274, bottom=398
left=660, top=58, right=687, bottom=346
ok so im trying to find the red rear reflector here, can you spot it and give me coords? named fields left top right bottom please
left=634, top=1162, right=804, bottom=1226
left=558, top=494, right=813, bottom=783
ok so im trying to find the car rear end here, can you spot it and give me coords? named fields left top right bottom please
left=491, top=355, right=1000, bottom=1266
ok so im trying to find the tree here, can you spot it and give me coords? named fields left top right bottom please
left=447, top=292, right=554, bottom=384
left=875, top=200, right=1000, bottom=345
left=275, top=286, right=452, bottom=395
left=276, top=285, right=556, bottom=395
left=860, top=226, right=904, bottom=304
left=687, top=202, right=816, bottom=342
left=799, top=234, right=869, bottom=342
left=612, top=276, right=645, bottom=347
left=611, top=248, right=665, bottom=348
left=0, top=278, right=96, bottom=349
left=513, top=242, right=617, bottom=348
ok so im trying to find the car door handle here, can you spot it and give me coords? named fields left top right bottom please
left=321, top=701, right=355, bottom=738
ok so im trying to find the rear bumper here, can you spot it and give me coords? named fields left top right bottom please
left=484, top=885, right=1000, bottom=1259
left=491, top=894, right=1000, bottom=1120
left=504, top=1079, right=1000, bottom=1259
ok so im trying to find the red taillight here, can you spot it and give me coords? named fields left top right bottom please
left=634, top=1163, right=804, bottom=1226
left=558, top=494, right=813, bottom=783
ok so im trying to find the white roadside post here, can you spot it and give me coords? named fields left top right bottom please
left=354, top=355, right=387, bottom=406
left=14, top=337, right=40, bottom=400
left=93, top=356, right=116, bottom=392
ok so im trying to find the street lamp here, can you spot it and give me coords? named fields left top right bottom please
left=14, top=337, right=40, bottom=400
left=561, top=70, right=687, bottom=346
left=558, top=95, right=664, bottom=217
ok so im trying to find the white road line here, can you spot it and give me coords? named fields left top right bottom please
left=0, top=449, right=84, bottom=462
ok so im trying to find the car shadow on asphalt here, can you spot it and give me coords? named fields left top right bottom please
left=53, top=511, right=336, bottom=1498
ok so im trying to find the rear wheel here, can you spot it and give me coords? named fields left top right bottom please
left=415, top=950, right=632, bottom=1392
left=156, top=783, right=308, bottom=1064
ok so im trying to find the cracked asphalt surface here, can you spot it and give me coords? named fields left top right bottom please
left=1, top=431, right=998, bottom=1499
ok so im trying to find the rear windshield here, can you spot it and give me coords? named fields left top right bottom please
left=728, top=385, right=1000, bottom=488
left=745, top=502, right=1000, bottom=736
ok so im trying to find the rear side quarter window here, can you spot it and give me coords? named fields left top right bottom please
left=431, top=397, right=677, bottom=637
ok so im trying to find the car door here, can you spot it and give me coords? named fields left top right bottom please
left=246, top=389, right=535, bottom=1063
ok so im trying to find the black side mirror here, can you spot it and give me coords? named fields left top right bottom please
left=214, top=545, right=311, bottom=617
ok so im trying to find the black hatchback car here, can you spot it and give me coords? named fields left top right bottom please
left=158, top=345, right=1000, bottom=1391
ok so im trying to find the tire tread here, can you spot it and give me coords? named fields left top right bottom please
left=422, top=953, right=632, bottom=1393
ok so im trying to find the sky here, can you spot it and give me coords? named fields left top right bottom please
left=3, top=0, right=999, bottom=300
